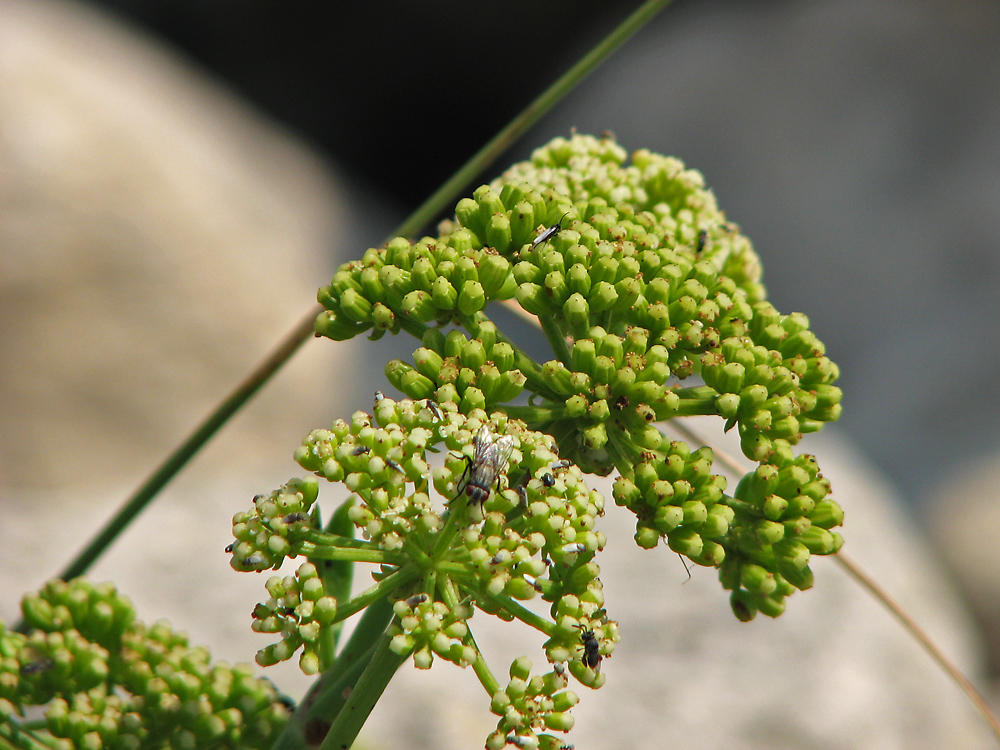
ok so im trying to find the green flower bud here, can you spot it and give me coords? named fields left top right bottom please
left=779, top=564, right=815, bottom=591
left=544, top=712, right=575, bottom=732
left=479, top=254, right=512, bottom=299
left=763, top=495, right=788, bottom=521
left=456, top=198, right=486, bottom=239
left=715, top=392, right=740, bottom=420
left=452, top=256, right=479, bottom=289
left=490, top=341, right=515, bottom=372
left=509, top=200, right=537, bottom=249
left=667, top=528, right=703, bottom=559
left=491, top=370, right=527, bottom=403
left=774, top=539, right=810, bottom=570
left=565, top=394, right=589, bottom=418
left=754, top=519, right=785, bottom=545
left=430, top=276, right=458, bottom=311
left=613, top=277, right=642, bottom=312
left=460, top=387, right=487, bottom=413
left=474, top=185, right=505, bottom=231
left=459, top=338, right=487, bottom=370
left=314, top=310, right=367, bottom=341
left=338, top=288, right=372, bottom=323
left=634, top=525, right=660, bottom=549
left=810, top=500, right=844, bottom=529
left=516, top=283, right=553, bottom=316
left=682, top=500, right=708, bottom=525
left=566, top=263, right=591, bottom=297
left=588, top=399, right=610, bottom=422
left=655, top=505, right=683, bottom=532
left=798, top=526, right=837, bottom=555
left=581, top=424, right=608, bottom=450
left=412, top=347, right=444, bottom=381
left=386, top=360, right=436, bottom=400
left=411, top=257, right=437, bottom=292
left=371, top=302, right=396, bottom=331
left=541, top=361, right=575, bottom=396
left=701, top=504, right=733, bottom=538
left=401, top=290, right=437, bottom=323
left=592, top=355, right=616, bottom=385
left=730, top=590, right=757, bottom=622
left=486, top=214, right=513, bottom=254
left=458, top=280, right=486, bottom=316
left=544, top=271, right=569, bottom=308
left=589, top=281, right=618, bottom=313
left=740, top=564, right=777, bottom=595
left=559, top=294, right=588, bottom=338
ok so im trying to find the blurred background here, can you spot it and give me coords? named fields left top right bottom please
left=2, top=0, right=1000, bottom=747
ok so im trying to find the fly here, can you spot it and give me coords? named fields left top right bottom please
left=578, top=627, right=602, bottom=671
left=455, top=425, right=515, bottom=506
left=530, top=212, right=569, bottom=249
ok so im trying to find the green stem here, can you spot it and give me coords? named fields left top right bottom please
left=607, top=426, right=645, bottom=474
left=297, top=542, right=404, bottom=566
left=539, top=315, right=573, bottom=367
left=466, top=630, right=501, bottom=697
left=273, top=596, right=396, bottom=750
left=499, top=404, right=568, bottom=423
left=318, top=627, right=409, bottom=750
left=395, top=315, right=431, bottom=341
left=46, top=311, right=315, bottom=585
left=672, top=386, right=720, bottom=416
left=395, top=0, right=677, bottom=237
left=431, top=496, right=470, bottom=561
left=332, top=566, right=418, bottom=624
left=0, top=721, right=52, bottom=750
left=480, top=589, right=556, bottom=637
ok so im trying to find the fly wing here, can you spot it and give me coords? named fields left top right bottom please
left=471, top=426, right=515, bottom=486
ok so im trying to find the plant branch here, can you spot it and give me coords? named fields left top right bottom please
left=318, top=628, right=408, bottom=750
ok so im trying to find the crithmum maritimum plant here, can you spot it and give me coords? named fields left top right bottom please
left=0, top=134, right=844, bottom=750
left=232, top=133, right=844, bottom=748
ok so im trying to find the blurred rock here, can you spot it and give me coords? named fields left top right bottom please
left=925, top=456, right=1000, bottom=680
left=0, top=0, right=356, bottom=675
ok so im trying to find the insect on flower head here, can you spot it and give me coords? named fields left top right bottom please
left=455, top=425, right=515, bottom=507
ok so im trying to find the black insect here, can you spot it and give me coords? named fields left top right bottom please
left=224, top=543, right=234, bottom=553
left=695, top=228, right=708, bottom=254
left=425, top=399, right=443, bottom=421
left=530, top=212, right=569, bottom=249
left=282, top=512, right=310, bottom=524
left=20, top=658, right=53, bottom=676
left=541, top=472, right=555, bottom=488
left=351, top=445, right=371, bottom=457
left=385, top=458, right=406, bottom=475
left=404, top=593, right=428, bottom=607
left=455, top=425, right=515, bottom=506
left=578, top=627, right=602, bottom=671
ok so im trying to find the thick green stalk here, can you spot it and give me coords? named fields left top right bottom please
left=318, top=628, right=409, bottom=750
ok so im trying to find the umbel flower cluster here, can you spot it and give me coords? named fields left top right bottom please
left=0, top=579, right=289, bottom=750
left=311, top=133, right=843, bottom=615
left=233, top=399, right=615, bottom=749
left=229, top=134, right=844, bottom=749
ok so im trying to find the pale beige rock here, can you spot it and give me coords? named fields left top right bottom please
left=0, top=0, right=355, bottom=685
